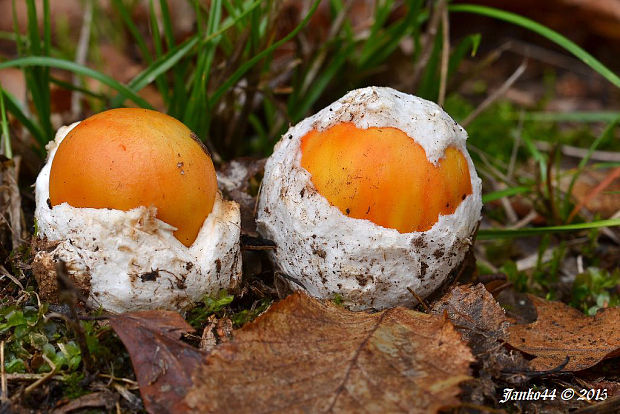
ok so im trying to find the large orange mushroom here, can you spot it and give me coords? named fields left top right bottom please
left=257, top=87, right=482, bottom=310
left=300, top=122, right=472, bottom=233
left=33, top=109, right=241, bottom=312
left=48, top=108, right=217, bottom=247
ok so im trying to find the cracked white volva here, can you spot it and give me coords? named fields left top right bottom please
left=34, top=122, right=242, bottom=313
left=257, top=86, right=483, bottom=310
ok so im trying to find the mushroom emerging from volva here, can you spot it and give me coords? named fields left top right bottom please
left=33, top=108, right=241, bottom=312
left=257, top=87, right=482, bottom=310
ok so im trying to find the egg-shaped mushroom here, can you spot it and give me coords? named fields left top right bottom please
left=33, top=109, right=241, bottom=312
left=257, top=87, right=482, bottom=310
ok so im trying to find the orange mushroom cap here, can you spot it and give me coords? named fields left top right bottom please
left=49, top=108, right=217, bottom=247
left=300, top=122, right=472, bottom=233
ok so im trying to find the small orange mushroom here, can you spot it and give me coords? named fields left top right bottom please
left=300, top=122, right=472, bottom=233
left=49, top=108, right=217, bottom=247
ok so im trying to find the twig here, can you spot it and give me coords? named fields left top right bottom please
left=510, top=210, right=539, bottom=231
left=535, top=141, right=620, bottom=163
left=98, top=374, right=138, bottom=388
left=23, top=354, right=57, bottom=396
left=6, top=373, right=64, bottom=381
left=1, top=341, right=7, bottom=402
left=71, top=0, right=93, bottom=119
left=461, top=61, right=527, bottom=127
left=0, top=265, right=24, bottom=291
left=500, top=197, right=518, bottom=224
left=567, top=166, right=620, bottom=223
left=412, top=0, right=445, bottom=87
left=407, top=287, right=430, bottom=313
left=437, top=5, right=449, bottom=107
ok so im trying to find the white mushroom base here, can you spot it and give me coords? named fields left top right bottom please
left=33, top=123, right=241, bottom=313
left=257, top=87, right=482, bottom=310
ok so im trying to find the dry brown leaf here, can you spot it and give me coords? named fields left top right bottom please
left=431, top=284, right=508, bottom=356
left=507, top=295, right=620, bottom=371
left=431, top=284, right=529, bottom=404
left=108, top=311, right=203, bottom=414
left=184, top=292, right=474, bottom=413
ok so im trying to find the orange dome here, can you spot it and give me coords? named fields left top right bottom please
left=300, top=122, right=472, bottom=233
left=49, top=108, right=217, bottom=247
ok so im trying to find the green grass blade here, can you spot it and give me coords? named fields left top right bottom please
left=449, top=4, right=620, bottom=88
left=111, top=0, right=152, bottom=63
left=448, top=33, right=481, bottom=78
left=0, top=57, right=152, bottom=108
left=482, top=186, right=532, bottom=203
left=1, top=89, right=46, bottom=150
left=112, top=0, right=263, bottom=109
left=110, top=35, right=199, bottom=107
left=209, top=0, right=321, bottom=106
left=49, top=77, right=107, bottom=100
left=0, top=86, right=11, bottom=158
left=521, top=130, right=548, bottom=180
left=24, top=0, right=52, bottom=140
left=520, top=111, right=620, bottom=123
left=478, top=219, right=620, bottom=240
left=289, top=43, right=353, bottom=121
left=148, top=0, right=169, bottom=105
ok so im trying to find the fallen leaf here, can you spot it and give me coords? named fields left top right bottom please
left=507, top=295, right=620, bottom=371
left=431, top=284, right=508, bottom=356
left=185, top=292, right=474, bottom=413
left=108, top=311, right=203, bottom=414
left=431, top=284, right=529, bottom=404
left=199, top=314, right=233, bottom=352
left=52, top=390, right=118, bottom=414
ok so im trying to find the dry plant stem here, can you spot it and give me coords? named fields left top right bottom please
left=300, top=2, right=349, bottom=96
left=509, top=209, right=539, bottom=230
left=98, top=374, right=138, bottom=387
left=72, top=0, right=93, bottom=119
left=451, top=41, right=512, bottom=92
left=6, top=373, right=64, bottom=381
left=535, top=141, right=620, bottom=163
left=0, top=265, right=24, bottom=290
left=461, top=61, right=527, bottom=127
left=412, top=0, right=446, bottom=87
left=407, top=286, right=430, bottom=313
left=438, top=5, right=450, bottom=107
left=507, top=39, right=594, bottom=77
left=568, top=166, right=620, bottom=223
left=468, top=144, right=513, bottom=185
left=1, top=157, right=24, bottom=248
left=501, top=197, right=519, bottom=224
left=1, top=341, right=6, bottom=402
left=22, top=354, right=56, bottom=396
left=508, top=112, right=524, bottom=179
left=546, top=147, right=561, bottom=224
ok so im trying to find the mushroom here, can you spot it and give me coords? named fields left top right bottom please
left=257, top=87, right=482, bottom=310
left=33, top=108, right=241, bottom=312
